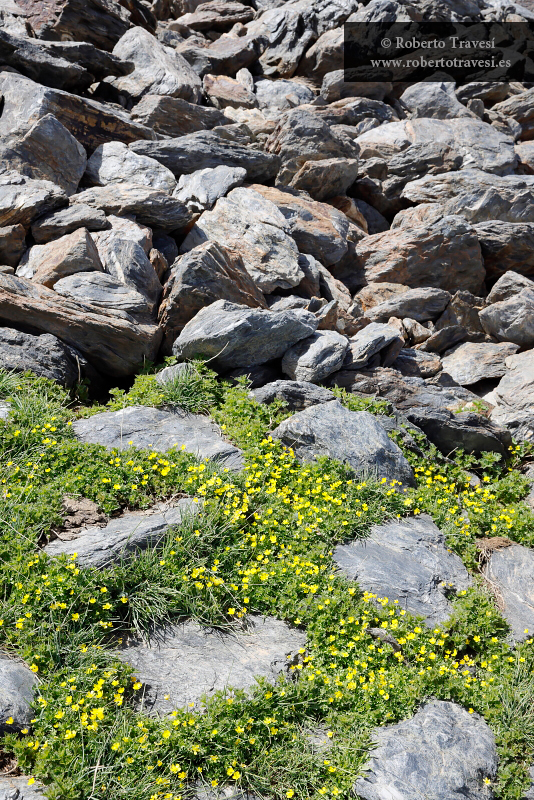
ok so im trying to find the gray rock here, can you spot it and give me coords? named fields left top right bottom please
left=85, top=142, right=177, bottom=193
left=191, top=786, right=259, bottom=800
left=320, top=71, right=391, bottom=103
left=334, top=515, right=471, bottom=625
left=255, top=78, right=315, bottom=113
left=441, top=342, right=520, bottom=386
left=0, top=776, right=46, bottom=800
left=91, top=237, right=162, bottom=314
left=17, top=227, right=103, bottom=289
left=53, top=272, right=153, bottom=317
left=173, top=165, right=246, bottom=212
left=0, top=224, right=26, bottom=268
left=203, top=74, right=257, bottom=111
left=130, top=94, right=230, bottom=138
left=354, top=199, right=390, bottom=235
left=31, top=204, right=109, bottom=244
left=343, top=322, right=404, bottom=370
left=250, top=380, right=335, bottom=410
left=417, top=325, right=468, bottom=355
left=405, top=407, right=513, bottom=456
left=434, top=290, right=486, bottom=341
left=490, top=349, right=534, bottom=442
left=400, top=81, right=477, bottom=120
left=175, top=34, right=259, bottom=80
left=116, top=615, right=306, bottom=713
left=401, top=319, right=432, bottom=346
left=479, top=289, right=534, bottom=348
left=0, top=172, right=67, bottom=231
left=177, top=1, right=254, bottom=30
left=0, top=401, right=10, bottom=421
left=524, top=766, right=534, bottom=800
left=0, top=654, right=36, bottom=733
left=0, top=326, right=94, bottom=388
left=488, top=87, right=534, bottom=142
left=353, top=700, right=497, bottom=800
left=487, top=271, right=534, bottom=304
left=393, top=348, right=442, bottom=379
left=93, top=214, right=153, bottom=261
left=281, top=330, right=349, bottom=382
left=172, top=299, right=318, bottom=371
left=271, top=400, right=415, bottom=485
left=474, top=221, right=534, bottom=280
left=484, top=543, right=534, bottom=643
left=73, top=406, right=243, bottom=470
left=155, top=363, right=193, bottom=387
left=45, top=498, right=199, bottom=568
left=129, top=131, right=280, bottom=182
left=288, top=156, right=360, bottom=202
left=109, top=26, right=202, bottom=104
left=367, top=288, right=451, bottom=324
left=246, top=6, right=317, bottom=79
left=153, top=232, right=178, bottom=268
left=0, top=113, right=86, bottom=197
left=180, top=187, right=303, bottom=294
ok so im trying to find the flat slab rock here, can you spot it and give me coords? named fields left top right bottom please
left=0, top=653, right=37, bottom=733
left=250, top=380, right=335, bottom=410
left=353, top=700, right=498, bottom=800
left=0, top=776, right=46, bottom=800
left=441, top=341, right=520, bottom=386
left=44, top=498, right=199, bottom=568
left=484, top=543, right=534, bottom=642
left=73, top=406, right=243, bottom=471
left=334, top=515, right=471, bottom=626
left=116, top=615, right=306, bottom=713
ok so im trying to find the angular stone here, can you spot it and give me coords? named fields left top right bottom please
left=515, top=140, right=534, bottom=174
left=86, top=141, right=176, bottom=193
left=93, top=214, right=153, bottom=260
left=0, top=224, right=26, bottom=267
left=0, top=776, right=45, bottom=799
left=271, top=400, right=415, bottom=485
left=174, top=165, right=246, bottom=213
left=203, top=73, right=257, bottom=110
left=400, top=81, right=477, bottom=120
left=406, top=407, right=512, bottom=456
left=180, top=187, right=302, bottom=294
left=334, top=515, right=470, bottom=624
left=474, top=221, right=534, bottom=280
left=53, top=272, right=153, bottom=317
left=0, top=172, right=66, bottom=231
left=129, top=131, right=280, bottom=182
left=31, top=204, right=109, bottom=244
left=17, top=228, right=103, bottom=288
left=177, top=1, right=253, bottom=31
left=354, top=700, right=497, bottom=800
left=484, top=543, right=534, bottom=643
left=367, top=288, right=451, bottom=324
left=159, top=241, right=266, bottom=354
left=99, top=237, right=162, bottom=312
left=490, top=349, right=534, bottom=442
left=297, top=27, right=343, bottom=81
left=489, top=87, right=534, bottom=141
left=417, top=325, right=468, bottom=355
left=45, top=498, right=199, bottom=567
left=0, top=113, right=86, bottom=197
left=172, top=299, right=318, bottom=371
left=130, top=94, right=229, bottom=138
left=0, top=654, right=36, bottom=733
left=320, top=71, right=392, bottom=103
left=343, top=322, right=404, bottom=370
left=16, top=0, right=131, bottom=51
left=281, top=330, right=349, bottom=382
left=401, top=319, right=432, bottom=345
left=175, top=33, right=259, bottom=79
left=255, top=78, right=315, bottom=113
left=393, top=348, right=442, bottom=379
left=356, top=282, right=410, bottom=313
left=441, top=342, right=520, bottom=386
left=117, top=615, right=306, bottom=713
left=73, top=406, right=244, bottom=470
left=110, top=26, right=202, bottom=103
left=487, top=271, right=534, bottom=304
left=434, top=290, right=486, bottom=341
left=250, top=380, right=335, bottom=410
left=0, top=326, right=93, bottom=388
left=246, top=6, right=317, bottom=79
left=479, top=289, right=534, bottom=348
left=71, top=185, right=192, bottom=233
left=288, top=157, right=360, bottom=201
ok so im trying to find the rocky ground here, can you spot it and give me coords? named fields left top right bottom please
left=2, top=0, right=534, bottom=797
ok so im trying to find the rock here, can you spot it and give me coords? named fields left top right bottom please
left=0, top=776, right=45, bottom=800
left=109, top=26, right=202, bottom=103
left=45, top=498, right=199, bottom=567
left=93, top=214, right=153, bottom=258
left=0, top=224, right=26, bottom=267
left=53, top=272, right=154, bottom=317
left=154, top=362, right=192, bottom=388
left=173, top=165, right=246, bottom=212
left=130, top=95, right=230, bottom=138
left=441, top=342, right=520, bottom=386
left=334, top=515, right=470, bottom=624
left=343, top=322, right=404, bottom=370
left=85, top=141, right=176, bottom=193
left=393, top=348, right=442, bottom=379
left=191, top=786, right=259, bottom=800
left=203, top=74, right=257, bottom=110
left=434, top=290, right=486, bottom=341
left=356, top=282, right=409, bottom=312
left=489, top=88, right=534, bottom=142
left=225, top=363, right=281, bottom=389
left=177, top=1, right=253, bottom=31
left=490, top=349, right=534, bottom=442
left=95, top=237, right=162, bottom=313
left=31, top=205, right=109, bottom=244
left=479, top=289, right=534, bottom=348
left=474, top=221, right=534, bottom=280
left=16, top=0, right=131, bottom=51
left=401, top=318, right=432, bottom=345
left=246, top=6, right=316, bottom=79
left=61, top=496, right=107, bottom=531
left=0, top=401, right=11, bottom=421
left=487, top=271, right=534, bottom=304
left=367, top=288, right=451, bottom=324
left=0, top=113, right=86, bottom=197
left=327, top=195, right=368, bottom=233
left=483, top=543, right=534, bottom=643
left=255, top=78, right=315, bottom=113
left=515, top=141, right=534, bottom=174
left=175, top=33, right=259, bottom=79
left=281, top=330, right=349, bottom=382
left=356, top=216, right=485, bottom=295
left=159, top=241, right=266, bottom=353
left=0, top=654, right=36, bottom=733
left=271, top=400, right=415, bottom=485
left=0, top=72, right=157, bottom=152
left=405, top=407, right=513, bottom=457
left=288, top=156, right=360, bottom=201
left=0, top=273, right=161, bottom=377
left=353, top=700, right=498, bottom=800
left=417, top=325, right=468, bottom=355
left=153, top=231, right=178, bottom=267
left=400, top=81, right=477, bottom=120
left=130, top=131, right=280, bottom=182
left=0, top=327, right=95, bottom=387
left=17, top=228, right=103, bottom=288
left=320, top=71, right=391, bottom=103
left=73, top=405, right=244, bottom=470
left=116, top=615, right=306, bottom=713
left=297, top=27, right=343, bottom=81
left=172, top=299, right=318, bottom=371
left=250, top=380, right=335, bottom=410
left=71, top=185, right=192, bottom=233
left=0, top=172, right=66, bottom=231
left=180, top=187, right=302, bottom=294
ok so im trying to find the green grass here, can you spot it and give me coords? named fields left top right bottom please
left=0, top=367, right=534, bottom=799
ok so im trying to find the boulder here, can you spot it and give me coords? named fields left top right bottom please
left=203, top=74, right=257, bottom=110
left=474, top=221, right=534, bottom=280
left=73, top=406, right=244, bottom=470
left=320, top=71, right=391, bottom=103
left=434, top=290, right=486, bottom=341
left=71, top=185, right=192, bottom=233
left=297, top=27, right=343, bottom=81
left=173, top=165, right=246, bottom=213
left=53, top=272, right=154, bottom=317
left=367, top=288, right=451, bottom=323
left=31, top=205, right=108, bottom=244
left=180, top=187, right=303, bottom=294
left=479, top=289, right=534, bottom=348
left=0, top=327, right=97, bottom=387
left=16, top=0, right=131, bottom=51
left=343, top=322, right=404, bottom=370
left=45, top=498, right=199, bottom=567
left=172, top=299, right=318, bottom=371
left=487, top=272, right=534, bottom=304
left=281, top=330, right=349, bottom=382
left=130, top=95, right=230, bottom=138
left=288, top=156, right=360, bottom=201
left=400, top=81, right=476, bottom=120
left=17, top=227, right=103, bottom=288
left=116, top=615, right=306, bottom=713
left=441, top=342, right=520, bottom=386
left=250, top=380, right=335, bottom=410
left=255, top=78, right=315, bottom=113
left=0, top=654, right=36, bottom=733
left=490, top=349, right=534, bottom=442
left=515, top=141, right=534, bottom=174
left=0, top=224, right=26, bottom=267
left=0, top=113, right=86, bottom=197
left=0, top=776, right=45, bottom=799
left=246, top=6, right=317, bottom=79
left=0, top=172, right=66, bottom=231
left=356, top=282, right=410, bottom=312
left=334, top=515, right=471, bottom=625
left=393, top=348, right=442, bottom=379
left=484, top=543, right=534, bottom=643
left=271, top=400, right=415, bottom=485
left=93, top=214, right=152, bottom=259
left=109, top=26, right=202, bottom=103
left=353, top=700, right=498, bottom=800
left=489, top=87, right=534, bottom=141
left=405, top=407, right=513, bottom=456
left=177, top=1, right=253, bottom=30
left=159, top=242, right=266, bottom=353
left=93, top=237, right=162, bottom=313
left=175, top=33, right=259, bottom=79
left=85, top=141, right=176, bottom=193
